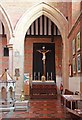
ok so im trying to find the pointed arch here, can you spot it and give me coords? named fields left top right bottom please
left=14, top=2, right=68, bottom=41
left=0, top=4, right=13, bottom=42
left=13, top=2, right=69, bottom=93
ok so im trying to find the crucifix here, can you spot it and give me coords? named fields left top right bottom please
left=37, top=46, right=51, bottom=80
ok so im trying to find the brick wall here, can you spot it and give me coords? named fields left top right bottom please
left=72, top=2, right=80, bottom=26
left=67, top=2, right=72, bottom=31
left=68, top=18, right=81, bottom=73
left=0, top=35, right=9, bottom=75
left=0, top=1, right=68, bottom=28
left=0, top=36, right=3, bottom=75
left=0, top=35, right=62, bottom=78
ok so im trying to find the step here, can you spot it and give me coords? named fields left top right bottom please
left=14, top=100, right=29, bottom=111
left=0, top=107, right=15, bottom=112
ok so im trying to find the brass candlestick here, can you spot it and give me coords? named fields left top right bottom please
left=20, top=90, right=25, bottom=101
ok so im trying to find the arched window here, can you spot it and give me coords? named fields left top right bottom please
left=9, top=87, right=13, bottom=99
left=1, top=87, right=6, bottom=100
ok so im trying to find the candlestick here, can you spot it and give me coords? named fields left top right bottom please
left=38, top=72, right=40, bottom=80
left=51, top=72, right=52, bottom=80
left=47, top=72, right=48, bottom=80
left=34, top=72, right=36, bottom=80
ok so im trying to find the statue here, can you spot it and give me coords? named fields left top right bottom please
left=37, top=46, right=51, bottom=81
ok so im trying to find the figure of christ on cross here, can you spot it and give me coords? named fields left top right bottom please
left=37, top=46, right=51, bottom=80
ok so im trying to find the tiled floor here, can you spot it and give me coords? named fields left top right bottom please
left=0, top=96, right=80, bottom=120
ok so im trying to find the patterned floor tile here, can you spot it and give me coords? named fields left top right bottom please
left=1, top=96, right=78, bottom=119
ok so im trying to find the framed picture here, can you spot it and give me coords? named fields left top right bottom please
left=77, top=32, right=80, bottom=51
left=77, top=54, right=81, bottom=73
left=73, top=57, right=76, bottom=74
left=72, top=39, right=76, bottom=55
left=69, top=64, right=72, bottom=77
left=15, top=68, right=20, bottom=77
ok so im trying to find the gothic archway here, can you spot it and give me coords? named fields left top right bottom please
left=0, top=4, right=13, bottom=42
left=13, top=2, right=69, bottom=94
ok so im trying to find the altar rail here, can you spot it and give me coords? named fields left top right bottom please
left=30, top=82, right=57, bottom=99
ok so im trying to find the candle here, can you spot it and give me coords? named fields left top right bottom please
left=51, top=72, right=52, bottom=80
left=47, top=72, right=48, bottom=80
left=34, top=72, right=36, bottom=80
left=38, top=72, right=40, bottom=80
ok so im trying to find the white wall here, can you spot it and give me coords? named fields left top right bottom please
left=69, top=76, right=80, bottom=94
left=56, top=76, right=62, bottom=94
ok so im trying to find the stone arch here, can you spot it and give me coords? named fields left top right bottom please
left=0, top=4, right=13, bottom=42
left=13, top=2, right=69, bottom=94
left=14, top=2, right=68, bottom=40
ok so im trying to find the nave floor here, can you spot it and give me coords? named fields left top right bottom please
left=0, top=95, right=79, bottom=120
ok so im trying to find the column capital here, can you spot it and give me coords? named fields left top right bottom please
left=7, top=37, right=14, bottom=48
left=7, top=44, right=13, bottom=49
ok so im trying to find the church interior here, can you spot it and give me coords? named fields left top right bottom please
left=0, top=0, right=82, bottom=119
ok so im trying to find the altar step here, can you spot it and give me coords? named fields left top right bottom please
left=30, top=94, right=57, bottom=99
left=30, top=83, right=57, bottom=99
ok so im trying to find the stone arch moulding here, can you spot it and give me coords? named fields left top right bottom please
left=14, top=2, right=69, bottom=92
left=0, top=4, right=13, bottom=43
left=14, top=2, right=68, bottom=41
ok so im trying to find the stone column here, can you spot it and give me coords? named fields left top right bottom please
left=7, top=44, right=13, bottom=77
left=0, top=36, right=2, bottom=75
left=13, top=39, right=24, bottom=96
left=62, top=37, right=69, bottom=90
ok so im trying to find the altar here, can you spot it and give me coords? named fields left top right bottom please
left=31, top=80, right=55, bottom=85
left=30, top=45, right=57, bottom=99
left=30, top=80, right=57, bottom=99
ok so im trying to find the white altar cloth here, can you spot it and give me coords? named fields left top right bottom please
left=32, top=80, right=55, bottom=85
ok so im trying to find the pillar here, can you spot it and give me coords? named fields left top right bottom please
left=7, top=44, right=13, bottom=77
left=13, top=37, right=24, bottom=96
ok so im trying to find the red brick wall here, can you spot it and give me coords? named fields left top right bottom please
left=0, top=35, right=62, bottom=78
left=72, top=2, right=80, bottom=25
left=0, top=36, right=3, bottom=75
left=68, top=14, right=81, bottom=76
left=0, top=35, right=9, bottom=75
left=67, top=2, right=81, bottom=31
left=69, top=22, right=80, bottom=61
left=67, top=2, right=72, bottom=31
left=24, top=36, right=62, bottom=77
left=52, top=2, right=68, bottom=18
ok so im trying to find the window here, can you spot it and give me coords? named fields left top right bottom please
left=4, top=47, right=9, bottom=56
